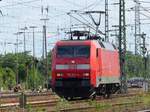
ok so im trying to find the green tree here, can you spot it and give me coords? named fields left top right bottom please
left=2, top=67, right=16, bottom=90
left=27, top=68, right=44, bottom=90
left=0, top=51, right=50, bottom=90
left=0, top=67, right=4, bottom=89
left=126, top=52, right=147, bottom=78
left=0, top=53, right=17, bottom=71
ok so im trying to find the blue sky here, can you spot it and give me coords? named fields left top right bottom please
left=0, top=0, right=149, bottom=57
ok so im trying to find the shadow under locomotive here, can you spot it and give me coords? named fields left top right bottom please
left=53, top=78, right=91, bottom=98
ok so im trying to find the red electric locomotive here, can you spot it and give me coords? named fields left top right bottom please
left=51, top=32, right=120, bottom=99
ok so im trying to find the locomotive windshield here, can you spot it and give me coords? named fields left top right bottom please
left=57, top=45, right=90, bottom=58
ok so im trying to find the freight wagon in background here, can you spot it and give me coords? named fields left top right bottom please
left=51, top=31, right=121, bottom=100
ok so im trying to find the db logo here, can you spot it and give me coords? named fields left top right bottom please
left=69, top=64, right=76, bottom=69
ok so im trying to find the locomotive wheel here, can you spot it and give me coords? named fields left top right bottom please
left=103, top=93, right=110, bottom=99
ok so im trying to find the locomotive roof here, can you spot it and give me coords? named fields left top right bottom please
left=94, top=40, right=117, bottom=51
left=56, top=40, right=117, bottom=51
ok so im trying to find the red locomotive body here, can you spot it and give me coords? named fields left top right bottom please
left=51, top=40, right=120, bottom=99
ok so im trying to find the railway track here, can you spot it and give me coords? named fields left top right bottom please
left=67, top=92, right=141, bottom=105
left=0, top=91, right=54, bottom=97
left=0, top=91, right=141, bottom=104
left=138, top=109, right=150, bottom=112
left=1, top=99, right=59, bottom=108
left=57, top=92, right=146, bottom=112
left=0, top=91, right=58, bottom=106
left=0, top=89, right=147, bottom=112
left=0, top=100, right=143, bottom=112
left=0, top=91, right=143, bottom=111
left=59, top=101, right=142, bottom=112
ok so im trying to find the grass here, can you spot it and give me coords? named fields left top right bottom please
left=142, top=93, right=150, bottom=104
left=26, top=104, right=47, bottom=112
left=55, top=98, right=71, bottom=111
left=88, top=100, right=112, bottom=112
left=88, top=92, right=150, bottom=112
left=3, top=92, right=150, bottom=112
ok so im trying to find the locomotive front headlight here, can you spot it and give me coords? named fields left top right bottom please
left=56, top=73, right=63, bottom=77
left=83, top=73, right=90, bottom=77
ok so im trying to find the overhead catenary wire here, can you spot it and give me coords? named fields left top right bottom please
left=67, top=12, right=105, bottom=35
left=76, top=12, right=96, bottom=29
left=132, top=0, right=150, bottom=15
left=62, top=0, right=82, bottom=7
left=139, top=1, right=150, bottom=4
left=0, top=0, right=149, bottom=56
left=0, top=0, right=107, bottom=56
left=0, top=0, right=41, bottom=8
left=79, top=0, right=101, bottom=11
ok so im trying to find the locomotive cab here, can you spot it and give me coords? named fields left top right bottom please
left=51, top=41, right=92, bottom=98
